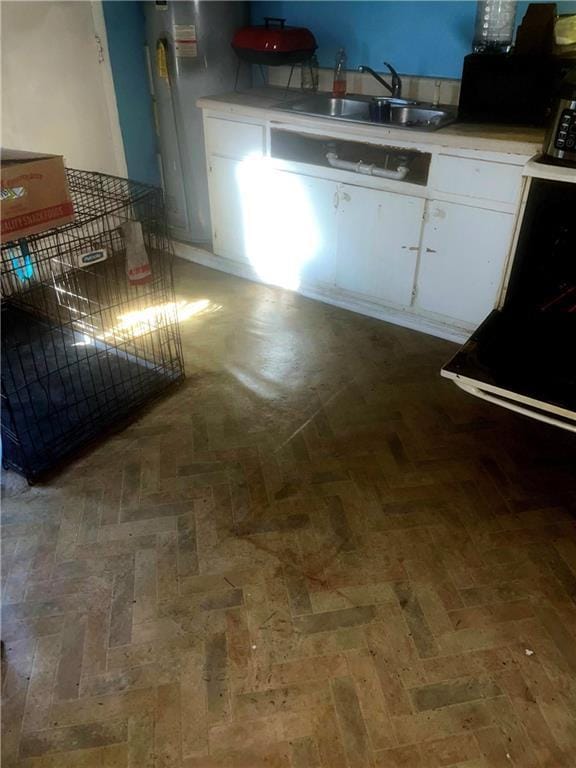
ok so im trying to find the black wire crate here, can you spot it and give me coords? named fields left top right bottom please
left=1, top=169, right=185, bottom=482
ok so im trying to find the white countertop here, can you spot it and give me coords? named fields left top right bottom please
left=197, top=87, right=545, bottom=157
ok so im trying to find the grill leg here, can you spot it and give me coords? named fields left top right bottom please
left=285, top=64, right=296, bottom=97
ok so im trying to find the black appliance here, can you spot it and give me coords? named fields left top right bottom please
left=542, top=68, right=576, bottom=164
left=458, top=54, right=572, bottom=126
left=442, top=161, right=576, bottom=433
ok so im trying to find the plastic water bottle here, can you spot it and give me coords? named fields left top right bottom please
left=473, top=0, right=518, bottom=53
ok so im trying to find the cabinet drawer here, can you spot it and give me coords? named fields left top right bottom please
left=433, top=155, right=522, bottom=204
left=205, top=117, right=264, bottom=160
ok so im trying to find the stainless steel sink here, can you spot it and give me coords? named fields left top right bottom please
left=283, top=95, right=372, bottom=120
left=274, top=94, right=455, bottom=131
left=387, top=105, right=454, bottom=129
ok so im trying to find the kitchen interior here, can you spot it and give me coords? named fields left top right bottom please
left=1, top=0, right=576, bottom=766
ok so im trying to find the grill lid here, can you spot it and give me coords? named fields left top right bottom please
left=232, top=17, right=317, bottom=55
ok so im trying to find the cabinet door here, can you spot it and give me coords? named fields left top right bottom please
left=335, top=184, right=424, bottom=307
left=239, top=165, right=338, bottom=290
left=415, top=201, right=514, bottom=326
left=208, top=155, right=248, bottom=263
left=209, top=157, right=338, bottom=289
left=288, top=174, right=338, bottom=289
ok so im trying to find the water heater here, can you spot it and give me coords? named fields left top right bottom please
left=145, top=1, right=251, bottom=244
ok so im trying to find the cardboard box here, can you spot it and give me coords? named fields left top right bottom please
left=1, top=149, right=75, bottom=241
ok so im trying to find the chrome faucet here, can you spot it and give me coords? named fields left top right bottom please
left=357, top=62, right=402, bottom=98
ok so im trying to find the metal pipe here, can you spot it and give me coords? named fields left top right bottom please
left=325, top=151, right=409, bottom=180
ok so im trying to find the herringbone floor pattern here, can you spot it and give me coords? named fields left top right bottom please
left=2, top=261, right=576, bottom=767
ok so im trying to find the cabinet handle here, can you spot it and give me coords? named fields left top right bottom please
left=333, top=190, right=340, bottom=209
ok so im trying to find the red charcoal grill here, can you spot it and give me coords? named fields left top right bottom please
left=232, top=17, right=317, bottom=92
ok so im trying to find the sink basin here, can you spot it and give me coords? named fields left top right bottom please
left=283, top=95, right=371, bottom=120
left=386, top=105, right=455, bottom=129
left=274, top=94, right=455, bottom=131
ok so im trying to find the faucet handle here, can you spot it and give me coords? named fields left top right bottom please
left=382, top=61, right=401, bottom=96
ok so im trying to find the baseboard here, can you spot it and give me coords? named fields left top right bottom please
left=172, top=240, right=470, bottom=345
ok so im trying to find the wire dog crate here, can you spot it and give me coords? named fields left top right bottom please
left=1, top=169, right=185, bottom=482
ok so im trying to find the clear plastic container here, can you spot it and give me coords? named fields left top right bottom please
left=473, top=0, right=518, bottom=53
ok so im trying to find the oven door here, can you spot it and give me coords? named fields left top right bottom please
left=441, top=308, right=576, bottom=432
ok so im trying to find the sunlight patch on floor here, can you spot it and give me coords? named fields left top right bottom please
left=70, top=299, right=221, bottom=346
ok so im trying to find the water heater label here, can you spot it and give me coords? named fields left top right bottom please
left=173, top=25, right=197, bottom=58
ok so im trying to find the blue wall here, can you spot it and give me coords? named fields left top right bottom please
left=251, top=0, right=576, bottom=79
left=103, top=1, right=160, bottom=186
left=103, top=0, right=576, bottom=179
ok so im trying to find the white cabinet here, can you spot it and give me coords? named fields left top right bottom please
left=290, top=174, right=338, bottom=288
left=262, top=175, right=424, bottom=301
left=204, top=115, right=266, bottom=265
left=202, top=112, right=527, bottom=339
left=209, top=158, right=339, bottom=287
left=208, top=156, right=248, bottom=263
left=206, top=153, right=516, bottom=332
left=205, top=117, right=264, bottom=160
left=336, top=184, right=425, bottom=307
left=432, top=155, right=522, bottom=205
left=239, top=167, right=338, bottom=290
left=415, top=201, right=515, bottom=325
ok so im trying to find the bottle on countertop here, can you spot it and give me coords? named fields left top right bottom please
left=301, top=54, right=319, bottom=92
left=332, top=47, right=347, bottom=97
left=473, top=0, right=518, bottom=53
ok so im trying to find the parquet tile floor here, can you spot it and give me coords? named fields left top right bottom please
left=2, top=260, right=576, bottom=767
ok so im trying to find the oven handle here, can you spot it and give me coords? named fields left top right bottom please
left=454, top=381, right=576, bottom=434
